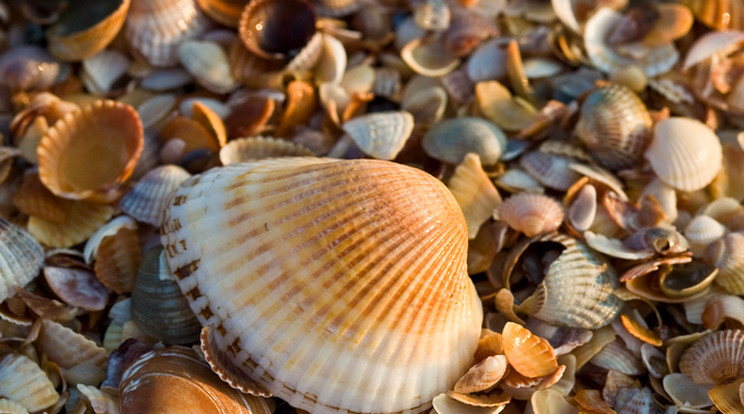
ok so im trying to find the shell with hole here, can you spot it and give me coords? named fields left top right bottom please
left=160, top=157, right=483, bottom=413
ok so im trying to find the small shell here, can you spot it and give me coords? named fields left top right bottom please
left=83, top=215, right=138, bottom=264
left=702, top=294, right=744, bottom=329
left=37, top=100, right=144, bottom=203
left=196, top=0, right=249, bottom=26
left=475, top=81, right=538, bottom=132
left=93, top=227, right=142, bottom=294
left=28, top=201, right=114, bottom=248
left=316, top=33, right=347, bottom=85
left=120, top=347, right=272, bottom=413
left=569, top=184, right=597, bottom=233
left=502, top=322, right=558, bottom=378
left=443, top=8, right=498, bottom=56
left=178, top=41, right=238, bottom=94
left=131, top=245, right=201, bottom=345
left=77, top=385, right=119, bottom=414
left=497, top=193, right=564, bottom=237
left=466, top=39, right=507, bottom=83
left=276, top=80, right=317, bottom=138
left=575, top=84, right=653, bottom=170
left=238, top=0, right=316, bottom=61
left=342, top=111, right=414, bottom=160
left=44, top=266, right=109, bottom=311
left=679, top=329, right=744, bottom=384
left=219, top=136, right=313, bottom=165
left=432, top=393, right=505, bottom=414
left=684, top=215, right=727, bottom=255
left=682, top=30, right=744, bottom=70
left=0, top=218, right=44, bottom=303
left=160, top=116, right=218, bottom=154
left=706, top=232, right=744, bottom=294
left=0, top=46, right=70, bottom=92
left=574, top=389, right=614, bottom=414
left=530, top=389, right=576, bottom=414
left=36, top=319, right=108, bottom=385
left=0, top=354, right=59, bottom=412
left=644, top=117, right=723, bottom=192
left=662, top=373, right=714, bottom=409
left=125, top=0, right=212, bottom=67
left=423, top=117, right=506, bottom=166
left=519, top=151, right=582, bottom=191
left=45, top=0, right=129, bottom=61
left=401, top=36, right=461, bottom=77
left=615, top=387, right=655, bottom=414
left=453, top=355, right=508, bottom=394
left=448, top=153, right=502, bottom=239
left=401, top=86, right=448, bottom=127
left=708, top=377, right=744, bottom=414
left=120, top=165, right=192, bottom=226
left=589, top=339, right=642, bottom=375
left=81, top=50, right=129, bottom=94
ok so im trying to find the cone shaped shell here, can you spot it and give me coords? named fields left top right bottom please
left=0, top=219, right=44, bottom=303
left=37, top=100, right=144, bottom=202
left=160, top=158, right=483, bottom=413
left=679, top=329, right=744, bottom=384
left=645, top=117, right=722, bottom=192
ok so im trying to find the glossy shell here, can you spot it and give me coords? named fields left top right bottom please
left=160, top=158, right=482, bottom=413
left=238, top=0, right=316, bottom=61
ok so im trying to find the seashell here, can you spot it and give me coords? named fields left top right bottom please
left=238, top=0, right=316, bottom=62
left=14, top=171, right=71, bottom=223
left=0, top=45, right=70, bottom=92
left=45, top=0, right=129, bottom=61
left=120, top=346, right=272, bottom=414
left=496, top=193, right=564, bottom=237
left=708, top=377, right=744, bottom=414
left=589, top=339, right=642, bottom=376
left=569, top=184, right=597, bottom=233
left=411, top=0, right=450, bottom=31
left=120, top=165, right=192, bottom=226
left=640, top=343, right=668, bottom=378
left=132, top=245, right=201, bottom=345
left=94, top=226, right=142, bottom=294
left=37, top=100, right=144, bottom=203
left=442, top=67, right=475, bottom=105
left=615, top=387, right=655, bottom=414
left=584, top=8, right=679, bottom=77
left=466, top=39, right=507, bottom=83
left=423, top=117, right=506, bottom=166
left=475, top=81, right=538, bottom=132
left=620, top=312, right=661, bottom=347
left=529, top=389, right=576, bottom=414
left=316, top=33, right=347, bottom=85
left=679, top=0, right=744, bottom=31
left=401, top=35, right=461, bottom=77
left=453, top=355, right=508, bottom=394
left=512, top=233, right=624, bottom=329
left=36, top=319, right=108, bottom=385
left=0, top=399, right=29, bottom=414
left=702, top=294, right=744, bottom=330
left=77, top=384, right=119, bottom=414
left=342, top=111, right=414, bottom=160
left=0, top=218, right=43, bottom=303
left=523, top=57, right=564, bottom=79
left=519, top=151, right=582, bottom=191
left=448, top=153, right=502, bottom=239
left=574, top=389, right=614, bottom=414
left=196, top=0, right=250, bottom=27
left=574, top=84, right=652, bottom=170
left=160, top=116, right=219, bottom=155
left=501, top=322, right=558, bottom=378
left=443, top=8, right=498, bottom=57
left=224, top=96, right=276, bottom=138
left=684, top=215, right=727, bottom=256
left=682, top=30, right=744, bottom=70
left=83, top=215, right=138, bottom=264
left=0, top=353, right=59, bottom=412
left=663, top=373, right=714, bottom=409
left=644, top=117, right=723, bottom=192
left=446, top=390, right=511, bottom=408
left=401, top=86, right=447, bottom=127
left=219, top=136, right=313, bottom=165
left=431, top=393, right=505, bottom=414
left=178, top=40, right=238, bottom=94
left=706, top=232, right=744, bottom=294
left=276, top=80, right=317, bottom=138
left=160, top=158, right=482, bottom=413
left=81, top=49, right=129, bottom=94
left=28, top=200, right=114, bottom=248
left=44, top=265, right=109, bottom=311
left=137, top=94, right=177, bottom=130
left=641, top=3, right=694, bottom=47
left=679, top=329, right=744, bottom=384
left=125, top=0, right=213, bottom=67
left=140, top=68, right=195, bottom=91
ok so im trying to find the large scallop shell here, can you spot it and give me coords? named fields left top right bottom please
left=644, top=117, right=723, bottom=192
left=679, top=329, right=744, bottom=385
left=160, top=158, right=483, bottom=413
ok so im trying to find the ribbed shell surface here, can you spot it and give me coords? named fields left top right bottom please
left=160, top=158, right=482, bottom=414
left=0, top=218, right=44, bottom=303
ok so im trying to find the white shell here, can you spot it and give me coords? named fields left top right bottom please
left=342, top=111, right=414, bottom=160
left=644, top=117, right=723, bottom=192
left=178, top=41, right=238, bottom=94
left=81, top=50, right=129, bottom=94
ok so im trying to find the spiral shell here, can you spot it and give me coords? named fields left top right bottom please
left=160, top=157, right=482, bottom=413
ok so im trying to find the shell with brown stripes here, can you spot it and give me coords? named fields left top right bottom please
left=159, top=157, right=483, bottom=414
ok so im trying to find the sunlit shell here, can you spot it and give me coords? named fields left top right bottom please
left=432, top=393, right=505, bottom=414
left=401, top=36, right=461, bottom=77
left=219, top=136, right=313, bottom=165
left=497, top=193, right=564, bottom=237
left=529, top=389, right=576, bottom=414
left=36, top=319, right=108, bottom=385
left=132, top=246, right=201, bottom=345
left=584, top=8, right=679, bottom=77
left=679, top=330, right=744, bottom=384
left=28, top=201, right=114, bottom=248
left=238, top=0, right=316, bottom=61
left=0, top=399, right=29, bottom=414
left=196, top=0, right=249, bottom=26
left=45, top=0, right=129, bottom=61
left=120, top=346, right=272, bottom=413
left=620, top=312, right=662, bottom=347
left=120, top=165, right=191, bottom=226
left=0, top=46, right=70, bottom=92
left=706, top=232, right=744, bottom=294
left=501, top=322, right=558, bottom=378
left=448, top=153, right=502, bottom=239
left=342, top=111, right=414, bottom=160
left=125, top=0, right=212, bottom=67
left=83, top=215, right=138, bottom=264
left=513, top=234, right=624, bottom=329
left=684, top=215, right=727, bottom=255
left=519, top=151, right=582, bottom=191
left=0, top=353, right=59, bottom=412
left=575, top=84, right=652, bottom=170
left=423, top=117, right=506, bottom=166
left=644, top=117, right=723, bottom=192
left=276, top=80, right=317, bottom=138
left=708, top=377, right=744, bottom=414
left=316, top=33, right=347, bottom=85
left=160, top=116, right=219, bottom=155
left=453, top=355, right=508, bottom=394
left=44, top=265, right=109, bottom=311
left=475, top=81, right=538, bottom=132
left=160, top=158, right=482, bottom=413
left=37, top=100, right=144, bottom=203
left=81, top=49, right=129, bottom=94
left=0, top=218, right=43, bottom=303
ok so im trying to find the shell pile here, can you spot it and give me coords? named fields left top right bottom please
left=2, top=0, right=744, bottom=413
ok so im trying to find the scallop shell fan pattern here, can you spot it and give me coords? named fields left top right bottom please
left=160, top=157, right=483, bottom=414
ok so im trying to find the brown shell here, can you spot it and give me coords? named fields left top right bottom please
left=13, top=171, right=68, bottom=223
left=94, top=227, right=141, bottom=294
left=679, top=329, right=744, bottom=384
left=238, top=0, right=316, bottom=61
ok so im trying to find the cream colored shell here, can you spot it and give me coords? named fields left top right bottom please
left=160, top=158, right=483, bottom=414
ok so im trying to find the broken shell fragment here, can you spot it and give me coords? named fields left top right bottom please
left=0, top=354, right=59, bottom=412
left=160, top=158, right=482, bottom=413
left=448, top=153, right=502, bottom=239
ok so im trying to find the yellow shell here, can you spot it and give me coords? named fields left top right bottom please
left=160, top=157, right=483, bottom=413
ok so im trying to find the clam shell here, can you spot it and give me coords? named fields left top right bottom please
left=28, top=201, right=114, bottom=248
left=37, top=100, right=144, bottom=202
left=575, top=84, right=652, bottom=170
left=706, top=231, right=744, bottom=294
left=45, top=0, right=129, bottom=61
left=219, top=137, right=313, bottom=165
left=448, top=153, right=502, bottom=239
left=81, top=49, right=129, bottom=94
left=684, top=215, right=727, bottom=254
left=589, top=339, right=642, bottom=376
left=120, top=347, right=272, bottom=414
left=432, top=393, right=505, bottom=414
left=342, top=111, right=414, bottom=160
left=36, top=319, right=108, bottom=385
left=401, top=86, right=448, bottom=126
left=530, top=389, right=576, bottom=414
left=453, top=355, right=508, bottom=394
left=644, top=117, right=723, bottom=192
left=569, top=184, right=597, bottom=233
left=423, top=117, right=506, bottom=166
left=496, top=193, right=564, bottom=237
left=0, top=218, right=43, bottom=303
left=663, top=373, right=714, bottom=409
left=160, top=158, right=482, bottom=413
left=0, top=354, right=59, bottom=412
left=120, top=165, right=192, bottom=226
left=401, top=36, right=461, bottom=77
left=178, top=40, right=238, bottom=94
left=682, top=30, right=744, bottom=70
left=44, top=266, right=110, bottom=311
left=160, top=116, right=219, bottom=154
left=94, top=227, right=142, bottom=294
left=443, top=8, right=497, bottom=56
left=0, top=45, right=70, bottom=92
left=519, top=151, right=581, bottom=191
left=502, top=322, right=558, bottom=378
left=316, top=33, right=347, bottom=85
left=679, top=329, right=744, bottom=384
left=708, top=377, right=744, bottom=414
left=466, top=39, right=507, bottom=83
left=83, top=215, right=138, bottom=264
left=125, top=0, right=212, bottom=67
left=475, top=81, right=538, bottom=132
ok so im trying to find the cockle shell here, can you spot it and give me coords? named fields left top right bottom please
left=496, top=193, right=564, bottom=237
left=120, top=165, right=192, bottom=226
left=706, top=231, right=744, bottom=294
left=219, top=137, right=314, bottom=165
left=679, top=329, right=744, bottom=384
left=36, top=319, right=108, bottom=385
left=160, top=158, right=483, bottom=413
left=0, top=46, right=70, bottom=92
left=644, top=117, right=723, bottom=192
left=0, top=353, right=59, bottom=412
left=0, top=218, right=43, bottom=303
left=448, top=153, right=502, bottom=239
left=342, top=111, right=414, bottom=160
